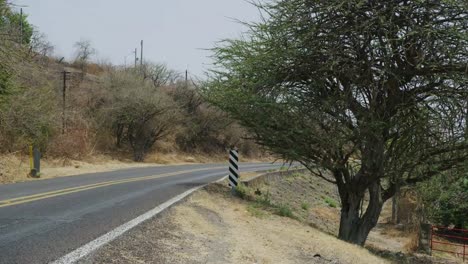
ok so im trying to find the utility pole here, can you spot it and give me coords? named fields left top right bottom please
left=185, top=69, right=188, bottom=88
left=62, top=71, right=70, bottom=134
left=134, top=48, right=138, bottom=68
left=19, top=8, right=23, bottom=44
left=140, top=40, right=144, bottom=67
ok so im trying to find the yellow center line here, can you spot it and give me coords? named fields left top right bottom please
left=0, top=166, right=226, bottom=208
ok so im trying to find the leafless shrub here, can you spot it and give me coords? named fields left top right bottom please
left=72, top=39, right=95, bottom=75
left=143, top=62, right=180, bottom=88
left=96, top=70, right=181, bottom=161
left=170, top=84, right=261, bottom=156
left=0, top=81, right=58, bottom=152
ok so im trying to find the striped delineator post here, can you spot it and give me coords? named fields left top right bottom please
left=228, top=148, right=240, bottom=188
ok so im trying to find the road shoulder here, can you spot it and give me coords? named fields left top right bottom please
left=80, top=183, right=388, bottom=264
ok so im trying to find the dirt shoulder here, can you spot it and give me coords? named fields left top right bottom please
left=0, top=154, right=158, bottom=184
left=0, top=153, right=272, bottom=184
left=80, top=184, right=388, bottom=264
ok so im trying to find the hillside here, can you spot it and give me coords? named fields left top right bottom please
left=0, top=48, right=268, bottom=183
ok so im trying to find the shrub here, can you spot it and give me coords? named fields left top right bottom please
left=47, top=128, right=91, bottom=159
left=0, top=80, right=58, bottom=152
left=276, top=204, right=294, bottom=218
left=324, top=197, right=338, bottom=208
left=418, top=172, right=468, bottom=229
left=170, top=84, right=261, bottom=156
left=234, top=183, right=249, bottom=199
left=301, top=202, right=310, bottom=210
left=255, top=191, right=272, bottom=207
left=96, top=70, right=181, bottom=161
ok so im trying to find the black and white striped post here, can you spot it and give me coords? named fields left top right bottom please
left=228, top=148, right=240, bottom=189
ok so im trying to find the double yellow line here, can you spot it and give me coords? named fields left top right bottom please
left=0, top=166, right=225, bottom=208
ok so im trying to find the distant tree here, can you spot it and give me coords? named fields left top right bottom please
left=142, top=63, right=180, bottom=88
left=73, top=39, right=95, bottom=74
left=29, top=30, right=54, bottom=59
left=205, top=0, right=468, bottom=245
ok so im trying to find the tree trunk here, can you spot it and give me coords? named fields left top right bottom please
left=133, top=148, right=145, bottom=162
left=338, top=181, right=384, bottom=245
left=131, top=133, right=157, bottom=162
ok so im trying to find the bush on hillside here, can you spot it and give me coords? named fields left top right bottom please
left=96, top=70, right=181, bottom=161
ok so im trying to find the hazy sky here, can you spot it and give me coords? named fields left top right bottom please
left=12, top=0, right=260, bottom=77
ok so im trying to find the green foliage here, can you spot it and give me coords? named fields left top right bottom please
left=0, top=4, right=33, bottom=44
left=301, top=201, right=310, bottom=210
left=255, top=190, right=272, bottom=207
left=418, top=172, right=468, bottom=228
left=7, top=12, right=33, bottom=44
left=0, top=4, right=34, bottom=106
left=234, top=183, right=250, bottom=199
left=276, top=204, right=294, bottom=218
left=205, top=0, right=468, bottom=244
left=247, top=204, right=266, bottom=218
left=324, top=197, right=338, bottom=208
left=0, top=66, right=12, bottom=97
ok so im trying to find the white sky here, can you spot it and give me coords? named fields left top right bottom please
left=12, top=0, right=261, bottom=77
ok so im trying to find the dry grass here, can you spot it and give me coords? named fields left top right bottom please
left=0, top=154, right=30, bottom=183
left=431, top=236, right=467, bottom=263
left=404, top=231, right=420, bottom=253
left=239, top=171, right=262, bottom=180
left=236, top=170, right=432, bottom=262
left=84, top=186, right=389, bottom=264
left=311, top=206, right=340, bottom=226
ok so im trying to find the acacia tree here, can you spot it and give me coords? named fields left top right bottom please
left=205, top=0, right=468, bottom=245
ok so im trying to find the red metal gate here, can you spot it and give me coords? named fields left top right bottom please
left=431, top=226, right=468, bottom=261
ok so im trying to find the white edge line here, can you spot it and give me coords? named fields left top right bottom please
left=51, top=175, right=228, bottom=264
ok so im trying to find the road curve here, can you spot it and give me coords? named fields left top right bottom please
left=0, top=162, right=281, bottom=264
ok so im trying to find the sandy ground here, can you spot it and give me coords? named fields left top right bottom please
left=366, top=202, right=413, bottom=254
left=81, top=185, right=388, bottom=264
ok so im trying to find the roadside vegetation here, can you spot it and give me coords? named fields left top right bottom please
left=0, top=2, right=265, bottom=182
left=235, top=171, right=451, bottom=263
left=205, top=0, right=468, bottom=247
left=0, top=0, right=467, bottom=262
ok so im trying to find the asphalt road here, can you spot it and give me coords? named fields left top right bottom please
left=0, top=162, right=281, bottom=264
